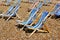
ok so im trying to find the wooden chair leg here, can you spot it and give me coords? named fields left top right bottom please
left=16, top=14, right=20, bottom=19
left=29, top=29, right=37, bottom=37
left=43, top=24, right=50, bottom=33
left=37, top=29, right=48, bottom=33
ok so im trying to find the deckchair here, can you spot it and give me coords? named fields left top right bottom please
left=16, top=2, right=43, bottom=25
left=25, top=11, right=50, bottom=37
left=0, top=0, right=21, bottom=17
left=0, top=0, right=21, bottom=21
left=6, top=0, right=21, bottom=21
left=0, top=5, right=15, bottom=17
left=6, top=0, right=21, bottom=16
left=6, top=3, right=20, bottom=21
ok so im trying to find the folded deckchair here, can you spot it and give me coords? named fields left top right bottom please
left=25, top=11, right=50, bottom=37
left=16, top=2, right=43, bottom=25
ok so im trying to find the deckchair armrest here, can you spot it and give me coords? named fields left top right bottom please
left=0, top=14, right=3, bottom=15
left=0, top=14, right=10, bottom=17
left=0, top=14, right=14, bottom=18
left=25, top=25, right=32, bottom=27
left=25, top=25, right=40, bottom=30
left=0, top=14, right=4, bottom=17
left=16, top=20, right=24, bottom=23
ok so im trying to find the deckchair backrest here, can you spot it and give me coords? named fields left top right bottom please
left=29, top=2, right=42, bottom=17
left=17, top=0, right=21, bottom=4
left=44, top=0, right=51, bottom=4
left=55, top=7, right=60, bottom=12
left=6, top=0, right=21, bottom=15
left=25, top=2, right=43, bottom=25
left=8, top=0, right=21, bottom=16
left=10, top=4, right=20, bottom=16
left=33, top=11, right=49, bottom=28
left=44, top=0, right=47, bottom=4
left=36, top=2, right=43, bottom=10
left=29, top=0, right=37, bottom=3
left=48, top=0, right=51, bottom=3
left=55, top=3, right=60, bottom=10
left=6, top=5, right=15, bottom=15
left=29, top=8, right=37, bottom=17
left=51, top=3, right=60, bottom=15
left=6, top=0, right=11, bottom=3
left=6, top=0, right=11, bottom=5
left=55, top=7, right=60, bottom=16
left=28, top=8, right=37, bottom=24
